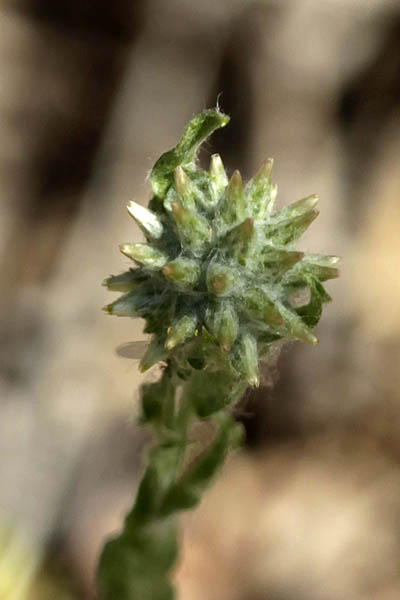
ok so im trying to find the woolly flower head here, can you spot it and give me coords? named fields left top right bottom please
left=103, top=109, right=339, bottom=387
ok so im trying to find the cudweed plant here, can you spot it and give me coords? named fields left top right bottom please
left=97, top=108, right=339, bottom=599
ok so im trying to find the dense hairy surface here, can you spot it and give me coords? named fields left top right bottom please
left=104, top=108, right=339, bottom=388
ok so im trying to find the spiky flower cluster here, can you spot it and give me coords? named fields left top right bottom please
left=103, top=109, right=339, bottom=387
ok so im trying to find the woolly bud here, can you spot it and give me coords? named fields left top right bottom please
left=218, top=170, right=246, bottom=227
left=206, top=301, right=239, bottom=352
left=120, top=243, right=167, bottom=268
left=103, top=289, right=159, bottom=317
left=275, top=299, right=318, bottom=345
left=243, top=287, right=284, bottom=327
left=235, top=334, right=259, bottom=387
left=261, top=248, right=304, bottom=274
left=222, top=217, right=254, bottom=264
left=102, top=269, right=146, bottom=292
left=306, top=254, right=341, bottom=267
left=206, top=261, right=238, bottom=296
left=264, top=207, right=319, bottom=246
left=299, top=254, right=341, bottom=281
left=174, top=166, right=210, bottom=212
left=273, top=194, right=319, bottom=223
left=174, top=166, right=196, bottom=211
left=246, top=158, right=274, bottom=219
left=162, top=258, right=201, bottom=288
left=209, top=154, right=228, bottom=203
left=165, top=314, right=198, bottom=350
left=171, top=202, right=211, bottom=256
left=127, top=201, right=164, bottom=239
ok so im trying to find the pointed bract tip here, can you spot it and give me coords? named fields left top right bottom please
left=164, top=339, right=175, bottom=351
left=230, top=169, right=243, bottom=187
left=126, top=200, right=143, bottom=221
left=102, top=304, right=112, bottom=313
left=218, top=112, right=230, bottom=127
left=210, top=153, right=223, bottom=165
left=306, top=332, right=319, bottom=346
left=209, top=154, right=227, bottom=178
left=126, top=200, right=137, bottom=213
left=248, top=374, right=260, bottom=387
left=256, top=158, right=274, bottom=179
left=126, top=200, right=163, bottom=239
left=119, top=243, right=131, bottom=257
left=173, top=165, right=187, bottom=190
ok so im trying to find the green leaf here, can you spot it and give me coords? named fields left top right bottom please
left=181, top=413, right=242, bottom=487
left=182, top=369, right=243, bottom=417
left=292, top=275, right=331, bottom=328
left=150, top=109, right=230, bottom=198
left=159, top=414, right=243, bottom=516
left=132, top=444, right=181, bottom=522
left=123, top=519, right=179, bottom=571
left=97, top=519, right=178, bottom=600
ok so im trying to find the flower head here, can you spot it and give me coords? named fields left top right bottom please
left=103, top=109, right=339, bottom=387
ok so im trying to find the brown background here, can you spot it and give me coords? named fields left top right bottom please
left=1, top=1, right=400, bottom=598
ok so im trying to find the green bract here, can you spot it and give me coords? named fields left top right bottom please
left=98, top=108, right=339, bottom=600
left=103, top=108, right=339, bottom=388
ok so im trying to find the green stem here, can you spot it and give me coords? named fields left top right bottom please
left=96, top=364, right=242, bottom=600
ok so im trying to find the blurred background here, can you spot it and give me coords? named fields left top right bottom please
left=1, top=0, right=400, bottom=598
